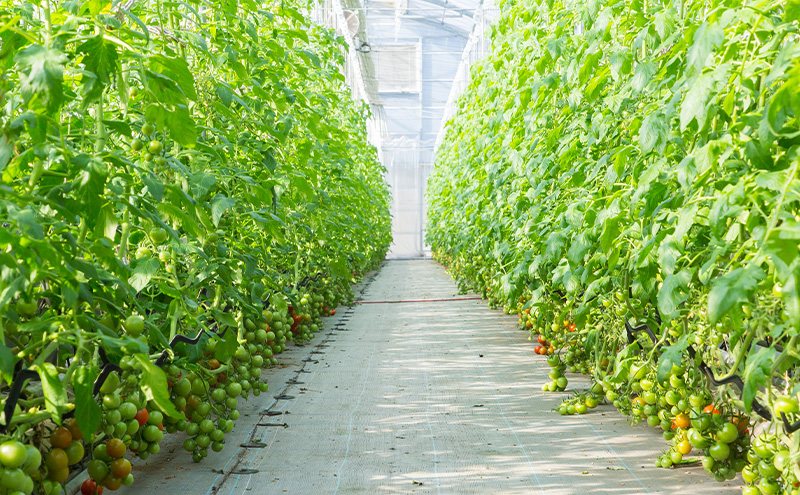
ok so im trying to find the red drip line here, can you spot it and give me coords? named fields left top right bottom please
left=354, top=297, right=483, bottom=304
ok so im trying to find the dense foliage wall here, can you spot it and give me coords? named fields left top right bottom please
left=428, top=0, right=800, bottom=489
left=0, top=0, right=390, bottom=493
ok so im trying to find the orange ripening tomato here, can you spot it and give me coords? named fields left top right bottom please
left=674, top=413, right=690, bottom=429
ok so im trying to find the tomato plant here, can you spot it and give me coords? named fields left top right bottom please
left=0, top=0, right=390, bottom=492
left=428, top=0, right=800, bottom=488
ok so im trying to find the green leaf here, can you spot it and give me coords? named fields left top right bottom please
left=654, top=8, right=677, bottom=40
left=128, top=257, right=160, bottom=293
left=142, top=174, right=164, bottom=202
left=189, top=171, right=217, bottom=200
left=639, top=112, right=668, bottom=154
left=742, top=348, right=776, bottom=413
left=149, top=55, right=197, bottom=101
left=14, top=44, right=67, bottom=112
left=72, top=367, right=101, bottom=440
left=686, top=22, right=724, bottom=74
left=657, top=269, right=691, bottom=319
left=33, top=363, right=69, bottom=422
left=211, top=195, right=236, bottom=226
left=78, top=34, right=118, bottom=103
left=680, top=73, right=713, bottom=130
left=631, top=62, right=656, bottom=92
left=144, top=103, right=197, bottom=147
left=214, top=327, right=239, bottom=362
left=0, top=342, right=15, bottom=384
left=707, top=266, right=764, bottom=324
left=782, top=264, right=800, bottom=332
left=657, top=335, right=689, bottom=383
left=10, top=208, right=44, bottom=240
left=600, top=217, right=620, bottom=253
left=765, top=220, right=800, bottom=272
left=131, top=354, right=181, bottom=419
left=785, top=0, right=800, bottom=23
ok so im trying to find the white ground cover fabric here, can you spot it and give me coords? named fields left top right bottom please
left=109, top=259, right=741, bottom=495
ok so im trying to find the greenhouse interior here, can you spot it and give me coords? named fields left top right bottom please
left=0, top=0, right=799, bottom=494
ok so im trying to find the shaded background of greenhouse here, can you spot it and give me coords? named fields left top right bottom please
left=315, top=0, right=497, bottom=258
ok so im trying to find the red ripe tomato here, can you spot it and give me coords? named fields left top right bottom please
left=82, top=478, right=104, bottom=495
left=331, top=310, right=336, bottom=316
left=534, top=345, right=543, bottom=354
left=703, top=405, right=721, bottom=415
left=134, top=409, right=149, bottom=427
left=537, top=335, right=548, bottom=345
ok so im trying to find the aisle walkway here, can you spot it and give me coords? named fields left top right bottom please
left=117, top=260, right=741, bottom=495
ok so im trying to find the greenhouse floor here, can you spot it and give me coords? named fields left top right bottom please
left=111, top=259, right=742, bottom=494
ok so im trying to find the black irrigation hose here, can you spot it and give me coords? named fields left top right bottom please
left=0, top=370, right=38, bottom=434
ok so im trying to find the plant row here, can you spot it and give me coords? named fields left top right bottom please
left=0, top=0, right=391, bottom=494
left=427, top=0, right=800, bottom=492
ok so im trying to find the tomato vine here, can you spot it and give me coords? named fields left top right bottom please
left=0, top=0, right=390, bottom=493
left=428, top=0, right=800, bottom=490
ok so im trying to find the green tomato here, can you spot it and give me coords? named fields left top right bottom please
left=141, top=122, right=156, bottom=135
left=21, top=445, right=41, bottom=474
left=716, top=423, right=738, bottom=444
left=173, top=377, right=192, bottom=397
left=64, top=441, right=84, bottom=465
left=103, top=393, right=121, bottom=410
left=15, top=301, right=37, bottom=318
left=689, top=394, right=706, bottom=408
left=150, top=227, right=168, bottom=244
left=774, top=396, right=799, bottom=415
left=148, top=140, right=163, bottom=154
left=123, top=315, right=145, bottom=337
left=688, top=429, right=710, bottom=449
left=669, top=374, right=685, bottom=389
left=709, top=442, right=730, bottom=461
left=665, top=390, right=680, bottom=406
left=99, top=372, right=121, bottom=395
left=118, top=402, right=137, bottom=421
left=0, top=441, right=28, bottom=469
left=742, top=465, right=758, bottom=484
left=211, top=388, right=227, bottom=404
left=753, top=436, right=775, bottom=459
left=773, top=450, right=790, bottom=471
left=758, top=478, right=779, bottom=495
left=196, top=435, right=211, bottom=449
left=195, top=402, right=211, bottom=418
left=88, top=459, right=109, bottom=481
left=186, top=422, right=200, bottom=436
left=148, top=411, right=163, bottom=426
left=142, top=425, right=162, bottom=443
left=0, top=467, right=28, bottom=490
left=199, top=419, right=214, bottom=433
left=759, top=459, right=780, bottom=478
left=227, top=382, right=242, bottom=398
